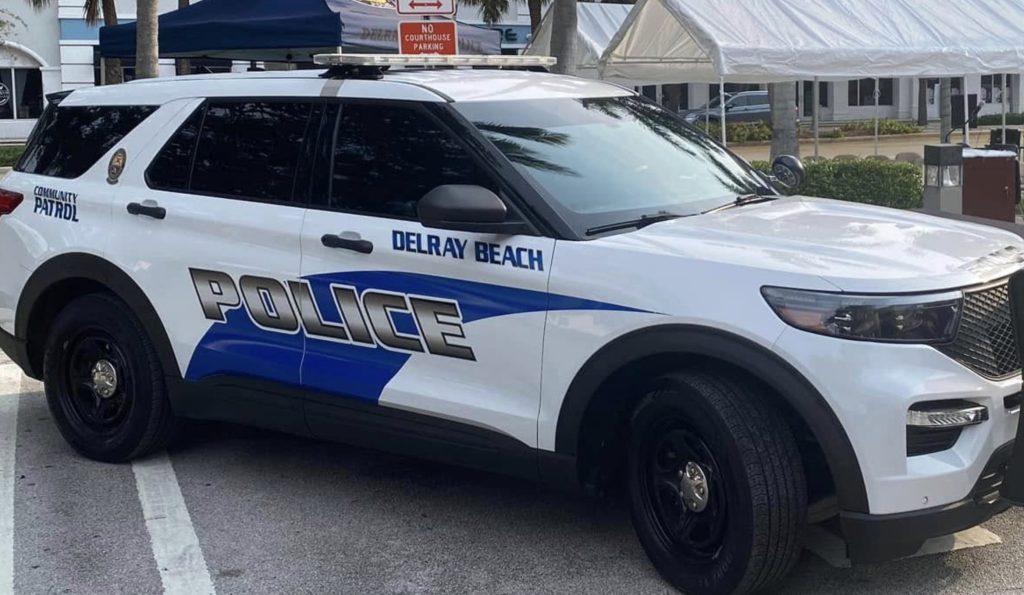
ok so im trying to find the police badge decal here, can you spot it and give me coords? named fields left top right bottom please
left=107, top=148, right=127, bottom=184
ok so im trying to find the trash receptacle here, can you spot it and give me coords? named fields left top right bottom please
left=990, top=128, right=1021, bottom=147
left=962, top=148, right=1020, bottom=222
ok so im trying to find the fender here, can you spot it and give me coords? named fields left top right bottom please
left=554, top=324, right=870, bottom=514
left=15, top=253, right=181, bottom=384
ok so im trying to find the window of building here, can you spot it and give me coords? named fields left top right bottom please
left=189, top=101, right=313, bottom=203
left=323, top=103, right=496, bottom=219
left=0, top=68, right=44, bottom=120
left=847, top=78, right=894, bottom=106
left=800, top=81, right=829, bottom=117
left=709, top=83, right=761, bottom=103
left=16, top=104, right=156, bottom=178
left=981, top=74, right=1010, bottom=103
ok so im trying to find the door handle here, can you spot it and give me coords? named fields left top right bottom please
left=321, top=233, right=373, bottom=254
left=127, top=201, right=166, bottom=220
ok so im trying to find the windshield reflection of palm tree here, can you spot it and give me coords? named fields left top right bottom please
left=473, top=122, right=577, bottom=175
left=584, top=99, right=759, bottom=194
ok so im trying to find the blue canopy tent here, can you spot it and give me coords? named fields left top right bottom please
left=98, top=0, right=501, bottom=61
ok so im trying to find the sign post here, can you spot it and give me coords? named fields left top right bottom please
left=398, top=21, right=458, bottom=55
left=396, top=0, right=455, bottom=16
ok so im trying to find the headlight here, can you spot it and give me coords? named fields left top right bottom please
left=761, top=287, right=962, bottom=343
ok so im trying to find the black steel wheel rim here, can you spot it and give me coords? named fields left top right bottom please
left=58, top=328, right=134, bottom=437
left=639, top=419, right=728, bottom=564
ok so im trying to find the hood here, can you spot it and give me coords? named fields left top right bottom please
left=615, top=196, right=1024, bottom=293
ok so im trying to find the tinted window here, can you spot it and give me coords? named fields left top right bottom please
left=455, top=97, right=766, bottom=227
left=324, top=103, right=495, bottom=219
left=17, top=104, right=156, bottom=178
left=146, top=106, right=203, bottom=192
left=190, top=101, right=313, bottom=203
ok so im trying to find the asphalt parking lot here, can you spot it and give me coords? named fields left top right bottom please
left=2, top=355, right=1024, bottom=595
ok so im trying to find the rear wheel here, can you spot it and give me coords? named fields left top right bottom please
left=43, top=293, right=176, bottom=462
left=627, top=371, right=806, bottom=595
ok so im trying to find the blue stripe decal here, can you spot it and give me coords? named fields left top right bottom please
left=185, top=271, right=645, bottom=401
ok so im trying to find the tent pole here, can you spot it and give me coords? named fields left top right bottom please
left=964, top=76, right=970, bottom=145
left=874, top=77, right=879, bottom=156
left=720, top=77, right=727, bottom=146
left=813, top=77, right=820, bottom=159
left=1002, top=73, right=1007, bottom=142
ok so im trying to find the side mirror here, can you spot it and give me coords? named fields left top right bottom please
left=771, top=154, right=805, bottom=188
left=418, top=185, right=529, bottom=234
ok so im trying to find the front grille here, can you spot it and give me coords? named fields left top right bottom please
left=937, top=280, right=1021, bottom=379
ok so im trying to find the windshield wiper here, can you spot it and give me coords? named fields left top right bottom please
left=584, top=211, right=686, bottom=236
left=702, top=193, right=778, bottom=215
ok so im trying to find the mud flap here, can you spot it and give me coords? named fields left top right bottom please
left=1001, top=271, right=1024, bottom=504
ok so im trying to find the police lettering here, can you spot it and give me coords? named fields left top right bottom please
left=189, top=269, right=475, bottom=361
left=392, top=230, right=544, bottom=271
left=33, top=186, right=79, bottom=222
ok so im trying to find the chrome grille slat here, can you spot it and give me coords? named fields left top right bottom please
left=937, top=281, right=1022, bottom=379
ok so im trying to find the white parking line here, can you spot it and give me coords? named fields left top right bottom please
left=0, top=361, right=21, bottom=595
left=132, top=453, right=216, bottom=595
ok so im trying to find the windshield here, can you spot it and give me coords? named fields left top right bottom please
left=454, top=96, right=767, bottom=233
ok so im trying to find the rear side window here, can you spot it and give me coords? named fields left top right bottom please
left=147, top=100, right=313, bottom=203
left=321, top=103, right=496, bottom=219
left=16, top=104, right=156, bottom=179
left=199, top=101, right=313, bottom=202
left=146, top=106, right=203, bottom=192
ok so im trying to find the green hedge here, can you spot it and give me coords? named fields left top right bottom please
left=0, top=146, right=24, bottom=168
left=750, top=157, right=922, bottom=209
left=978, top=113, right=1024, bottom=126
left=695, top=120, right=773, bottom=142
left=838, top=119, right=922, bottom=136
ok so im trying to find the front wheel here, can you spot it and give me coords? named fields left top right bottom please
left=627, top=371, right=806, bottom=595
left=43, top=293, right=177, bottom=462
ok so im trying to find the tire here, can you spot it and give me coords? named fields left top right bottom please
left=627, top=371, right=806, bottom=595
left=43, top=293, right=177, bottom=462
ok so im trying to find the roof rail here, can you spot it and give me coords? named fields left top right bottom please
left=314, top=53, right=557, bottom=78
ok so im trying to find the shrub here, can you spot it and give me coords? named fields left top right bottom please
left=695, top=120, right=773, bottom=142
left=838, top=119, right=921, bottom=136
left=749, top=157, right=922, bottom=209
left=0, top=145, right=23, bottom=168
left=978, top=113, right=1024, bottom=126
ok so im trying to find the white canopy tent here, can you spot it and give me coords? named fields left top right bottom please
left=526, top=3, right=639, bottom=83
left=600, top=0, right=1024, bottom=149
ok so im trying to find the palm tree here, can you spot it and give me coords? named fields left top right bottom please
left=135, top=0, right=159, bottom=79
left=459, top=0, right=510, bottom=26
left=769, top=82, right=799, bottom=159
left=549, top=0, right=576, bottom=75
left=940, top=78, right=952, bottom=141
left=175, top=0, right=190, bottom=76
left=26, top=0, right=123, bottom=84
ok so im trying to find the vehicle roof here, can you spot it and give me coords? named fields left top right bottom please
left=57, top=68, right=635, bottom=107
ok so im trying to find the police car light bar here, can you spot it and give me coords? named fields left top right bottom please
left=312, top=53, right=557, bottom=68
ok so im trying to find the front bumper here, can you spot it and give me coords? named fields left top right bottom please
left=841, top=441, right=1014, bottom=562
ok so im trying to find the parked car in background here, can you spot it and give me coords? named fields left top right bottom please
left=682, top=90, right=771, bottom=123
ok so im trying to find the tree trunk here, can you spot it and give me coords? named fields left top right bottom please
left=769, top=82, right=799, bottom=159
left=548, top=0, right=576, bottom=76
left=528, top=0, right=543, bottom=33
left=174, top=0, right=190, bottom=76
left=101, top=0, right=123, bottom=84
left=135, top=0, right=159, bottom=79
left=917, top=78, right=928, bottom=126
left=940, top=78, right=952, bottom=142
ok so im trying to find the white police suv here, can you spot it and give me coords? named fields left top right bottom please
left=2, top=54, right=1024, bottom=595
